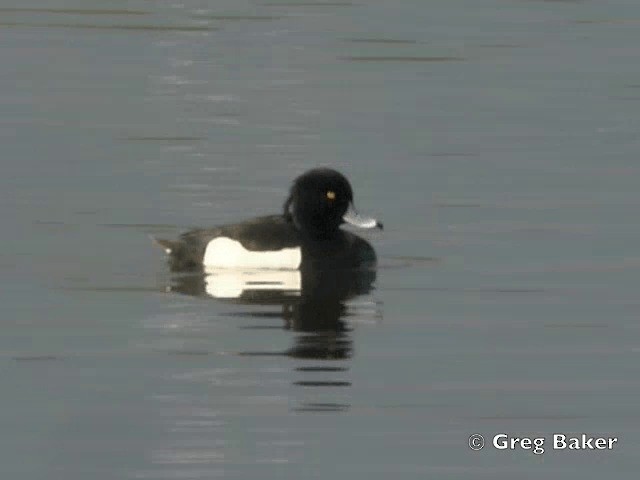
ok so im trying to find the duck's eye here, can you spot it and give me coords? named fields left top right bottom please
left=326, top=190, right=336, bottom=201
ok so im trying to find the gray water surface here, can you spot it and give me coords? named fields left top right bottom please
left=3, top=0, right=640, bottom=478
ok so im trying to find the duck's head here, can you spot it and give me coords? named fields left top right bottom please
left=283, top=168, right=383, bottom=238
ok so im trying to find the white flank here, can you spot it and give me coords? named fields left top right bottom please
left=204, top=269, right=302, bottom=298
left=203, top=237, right=302, bottom=269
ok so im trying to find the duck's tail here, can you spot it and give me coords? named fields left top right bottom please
left=149, top=235, right=178, bottom=254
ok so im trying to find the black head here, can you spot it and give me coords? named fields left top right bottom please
left=283, top=168, right=382, bottom=238
left=283, top=168, right=353, bottom=238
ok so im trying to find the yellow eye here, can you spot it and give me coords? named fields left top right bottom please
left=326, top=190, right=336, bottom=200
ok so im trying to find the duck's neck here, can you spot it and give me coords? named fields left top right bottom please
left=295, top=221, right=341, bottom=241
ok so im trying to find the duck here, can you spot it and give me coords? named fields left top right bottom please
left=154, top=168, right=382, bottom=271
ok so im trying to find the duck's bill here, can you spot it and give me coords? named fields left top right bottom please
left=342, top=203, right=383, bottom=230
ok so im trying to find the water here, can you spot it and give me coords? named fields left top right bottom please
left=2, top=0, right=640, bottom=478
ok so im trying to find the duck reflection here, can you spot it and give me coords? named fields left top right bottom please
left=169, top=266, right=378, bottom=361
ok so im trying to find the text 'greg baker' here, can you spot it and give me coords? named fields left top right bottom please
left=490, top=433, right=619, bottom=455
